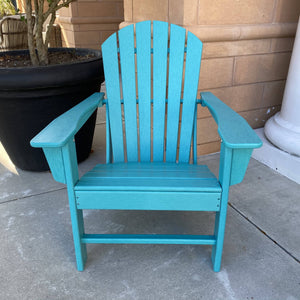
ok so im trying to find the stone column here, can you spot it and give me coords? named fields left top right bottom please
left=264, top=16, right=300, bottom=156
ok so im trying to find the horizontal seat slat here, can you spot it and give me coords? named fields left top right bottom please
left=92, top=162, right=207, bottom=171
left=89, top=163, right=216, bottom=179
left=75, top=163, right=221, bottom=192
left=75, top=178, right=220, bottom=192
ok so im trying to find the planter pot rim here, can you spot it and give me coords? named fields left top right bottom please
left=0, top=47, right=102, bottom=71
left=0, top=47, right=103, bottom=90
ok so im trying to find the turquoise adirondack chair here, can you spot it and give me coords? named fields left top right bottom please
left=31, top=21, right=262, bottom=272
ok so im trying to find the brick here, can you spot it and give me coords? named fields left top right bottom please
left=198, top=84, right=264, bottom=118
left=61, top=29, right=75, bottom=45
left=188, top=23, right=297, bottom=43
left=71, top=2, right=78, bottom=17
left=271, top=38, right=295, bottom=53
left=78, top=23, right=120, bottom=31
left=202, top=39, right=271, bottom=59
left=77, top=44, right=101, bottom=50
left=240, top=106, right=281, bottom=129
left=124, top=0, right=133, bottom=21
left=239, top=23, right=297, bottom=40
left=197, top=117, right=220, bottom=144
left=77, top=2, right=119, bottom=18
left=169, top=0, right=198, bottom=25
left=197, top=141, right=221, bottom=155
left=117, top=1, right=124, bottom=18
left=198, top=0, right=274, bottom=25
left=262, top=80, right=285, bottom=107
left=274, top=0, right=300, bottom=23
left=234, top=53, right=291, bottom=85
left=58, top=6, right=72, bottom=17
left=74, top=31, right=101, bottom=45
left=101, top=31, right=118, bottom=43
left=198, top=58, right=234, bottom=90
left=132, top=0, right=168, bottom=22
left=57, top=21, right=75, bottom=31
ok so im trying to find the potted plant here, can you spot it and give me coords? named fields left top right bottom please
left=0, top=0, right=104, bottom=171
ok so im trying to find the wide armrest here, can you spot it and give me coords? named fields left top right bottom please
left=201, top=92, right=262, bottom=186
left=200, top=92, right=262, bottom=149
left=31, top=92, right=105, bottom=148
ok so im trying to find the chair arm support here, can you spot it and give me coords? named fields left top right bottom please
left=200, top=92, right=262, bottom=149
left=30, top=92, right=105, bottom=148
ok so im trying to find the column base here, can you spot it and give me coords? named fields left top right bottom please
left=252, top=128, right=300, bottom=184
left=264, top=112, right=300, bottom=157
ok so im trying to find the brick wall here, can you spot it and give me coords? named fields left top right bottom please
left=57, top=0, right=124, bottom=49
left=122, top=0, right=300, bottom=154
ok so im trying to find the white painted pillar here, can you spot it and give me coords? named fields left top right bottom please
left=264, top=16, right=300, bottom=156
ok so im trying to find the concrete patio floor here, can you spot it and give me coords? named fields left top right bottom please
left=0, top=114, right=300, bottom=299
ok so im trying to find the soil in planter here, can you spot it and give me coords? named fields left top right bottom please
left=0, top=51, right=97, bottom=68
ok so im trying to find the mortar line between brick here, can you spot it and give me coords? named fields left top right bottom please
left=0, top=187, right=66, bottom=205
left=228, top=202, right=300, bottom=264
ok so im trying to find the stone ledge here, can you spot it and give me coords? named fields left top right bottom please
left=120, top=21, right=297, bottom=42
left=58, top=16, right=124, bottom=25
left=252, top=128, right=300, bottom=184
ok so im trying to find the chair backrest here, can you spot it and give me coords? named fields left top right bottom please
left=101, top=20, right=203, bottom=164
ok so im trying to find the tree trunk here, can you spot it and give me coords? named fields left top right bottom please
left=25, top=0, right=38, bottom=66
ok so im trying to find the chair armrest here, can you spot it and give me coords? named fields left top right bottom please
left=31, top=92, right=105, bottom=148
left=200, top=92, right=262, bottom=186
left=30, top=92, right=104, bottom=184
left=200, top=92, right=262, bottom=149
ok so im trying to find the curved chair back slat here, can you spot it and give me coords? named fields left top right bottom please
left=166, top=24, right=187, bottom=162
left=136, top=21, right=152, bottom=162
left=102, top=20, right=203, bottom=164
left=119, top=24, right=138, bottom=162
left=102, top=33, right=124, bottom=162
left=178, top=32, right=203, bottom=163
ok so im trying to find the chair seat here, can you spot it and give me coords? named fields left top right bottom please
left=75, top=163, right=221, bottom=211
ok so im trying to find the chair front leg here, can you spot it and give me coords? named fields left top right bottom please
left=62, top=140, right=87, bottom=271
left=67, top=189, right=87, bottom=271
left=211, top=143, right=232, bottom=272
left=211, top=189, right=229, bottom=272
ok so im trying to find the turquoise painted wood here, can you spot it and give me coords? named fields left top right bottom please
left=30, top=21, right=262, bottom=272
left=81, top=234, right=216, bottom=245
left=136, top=21, right=152, bottom=162
left=165, top=24, right=186, bottom=162
left=178, top=32, right=202, bottom=163
left=102, top=33, right=124, bottom=162
left=119, top=25, right=138, bottom=162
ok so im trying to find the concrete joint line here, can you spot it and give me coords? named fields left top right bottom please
left=228, top=202, right=300, bottom=264
left=0, top=187, right=66, bottom=205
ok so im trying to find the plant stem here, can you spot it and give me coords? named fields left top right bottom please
left=25, top=0, right=38, bottom=66
left=35, top=0, right=48, bottom=65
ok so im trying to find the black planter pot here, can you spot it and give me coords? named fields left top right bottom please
left=0, top=48, right=104, bottom=171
